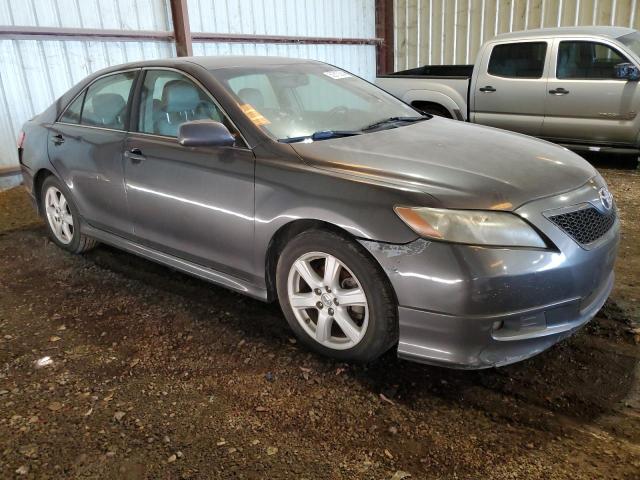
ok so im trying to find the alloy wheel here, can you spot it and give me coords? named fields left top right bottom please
left=44, top=186, right=74, bottom=245
left=287, top=251, right=369, bottom=350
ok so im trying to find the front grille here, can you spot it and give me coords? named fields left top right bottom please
left=548, top=206, right=616, bottom=245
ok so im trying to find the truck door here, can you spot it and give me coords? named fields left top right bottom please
left=541, top=38, right=640, bottom=146
left=471, top=40, right=550, bottom=136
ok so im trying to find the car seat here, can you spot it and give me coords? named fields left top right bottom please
left=238, top=88, right=265, bottom=110
left=85, top=93, right=126, bottom=129
left=155, top=80, right=202, bottom=137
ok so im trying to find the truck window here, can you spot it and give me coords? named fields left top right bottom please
left=557, top=41, right=629, bottom=80
left=488, top=42, right=547, bottom=79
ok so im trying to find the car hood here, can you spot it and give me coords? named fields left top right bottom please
left=289, top=117, right=596, bottom=211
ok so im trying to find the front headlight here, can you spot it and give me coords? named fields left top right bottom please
left=394, top=206, right=547, bottom=248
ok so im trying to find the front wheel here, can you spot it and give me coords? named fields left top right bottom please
left=276, top=230, right=398, bottom=363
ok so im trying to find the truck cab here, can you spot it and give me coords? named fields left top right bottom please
left=376, top=27, right=640, bottom=157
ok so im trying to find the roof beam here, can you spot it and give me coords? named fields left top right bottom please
left=0, top=26, right=172, bottom=42
left=376, top=0, right=395, bottom=74
left=191, top=32, right=382, bottom=45
left=0, top=26, right=381, bottom=46
left=169, top=0, right=193, bottom=57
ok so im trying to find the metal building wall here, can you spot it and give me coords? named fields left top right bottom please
left=394, top=0, right=640, bottom=72
left=0, top=0, right=378, bottom=170
left=188, top=0, right=377, bottom=80
left=0, top=0, right=174, bottom=169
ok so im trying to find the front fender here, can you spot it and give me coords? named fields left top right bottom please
left=252, top=144, right=427, bottom=282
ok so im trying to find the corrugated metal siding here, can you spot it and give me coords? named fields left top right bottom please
left=192, top=42, right=377, bottom=80
left=0, top=0, right=378, bottom=169
left=188, top=0, right=377, bottom=79
left=394, top=0, right=640, bottom=71
left=0, top=0, right=173, bottom=168
left=188, top=0, right=376, bottom=38
left=0, top=0, right=171, bottom=30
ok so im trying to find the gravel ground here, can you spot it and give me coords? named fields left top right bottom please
left=0, top=164, right=639, bottom=479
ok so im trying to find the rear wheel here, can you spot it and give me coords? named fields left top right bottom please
left=276, top=230, right=398, bottom=362
left=41, top=176, right=97, bottom=254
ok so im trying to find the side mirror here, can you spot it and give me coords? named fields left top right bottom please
left=178, top=120, right=236, bottom=147
left=614, top=62, right=640, bottom=81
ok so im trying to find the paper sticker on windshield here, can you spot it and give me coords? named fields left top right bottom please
left=323, top=70, right=352, bottom=80
left=240, top=104, right=271, bottom=126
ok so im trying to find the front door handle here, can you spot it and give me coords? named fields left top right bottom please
left=125, top=148, right=145, bottom=164
left=479, top=85, right=496, bottom=92
left=51, top=134, right=65, bottom=145
left=549, top=88, right=570, bottom=95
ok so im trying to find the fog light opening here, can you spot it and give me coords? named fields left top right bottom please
left=492, top=320, right=504, bottom=332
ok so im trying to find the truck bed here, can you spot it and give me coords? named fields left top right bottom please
left=376, top=65, right=472, bottom=120
left=379, top=64, right=474, bottom=79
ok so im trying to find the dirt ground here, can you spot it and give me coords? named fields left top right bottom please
left=1, top=161, right=639, bottom=479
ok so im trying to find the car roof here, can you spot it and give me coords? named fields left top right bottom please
left=116, top=55, right=325, bottom=71
left=186, top=55, right=325, bottom=70
left=493, top=26, right=636, bottom=41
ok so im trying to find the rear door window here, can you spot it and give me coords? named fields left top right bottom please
left=488, top=42, right=548, bottom=78
left=81, top=71, right=137, bottom=130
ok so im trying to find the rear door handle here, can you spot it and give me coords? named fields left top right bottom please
left=51, top=134, right=65, bottom=145
left=125, top=148, right=145, bottom=164
left=549, top=88, right=570, bottom=95
left=479, top=86, right=496, bottom=92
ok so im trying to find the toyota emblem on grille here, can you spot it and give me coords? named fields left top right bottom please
left=598, top=187, right=613, bottom=211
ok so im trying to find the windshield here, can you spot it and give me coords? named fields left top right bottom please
left=618, top=32, right=640, bottom=59
left=210, top=63, right=419, bottom=141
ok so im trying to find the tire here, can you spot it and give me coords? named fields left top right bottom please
left=276, top=229, right=398, bottom=363
left=619, top=155, right=638, bottom=170
left=41, top=176, right=97, bottom=254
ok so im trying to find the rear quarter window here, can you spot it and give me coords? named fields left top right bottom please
left=59, top=92, right=84, bottom=124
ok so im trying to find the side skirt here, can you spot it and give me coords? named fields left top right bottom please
left=82, top=224, right=268, bottom=301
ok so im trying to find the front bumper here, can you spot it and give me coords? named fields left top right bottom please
left=360, top=178, right=620, bottom=369
left=394, top=270, right=613, bottom=368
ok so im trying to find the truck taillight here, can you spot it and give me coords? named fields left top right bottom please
left=17, top=131, right=25, bottom=149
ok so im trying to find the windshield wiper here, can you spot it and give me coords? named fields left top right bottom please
left=280, top=130, right=362, bottom=143
left=279, top=117, right=428, bottom=143
left=360, top=115, right=429, bottom=132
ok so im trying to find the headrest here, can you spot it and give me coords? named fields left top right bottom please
left=238, top=88, right=265, bottom=110
left=161, top=80, right=201, bottom=113
left=91, top=93, right=125, bottom=121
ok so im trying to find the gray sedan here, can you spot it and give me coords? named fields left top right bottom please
left=18, top=56, right=619, bottom=368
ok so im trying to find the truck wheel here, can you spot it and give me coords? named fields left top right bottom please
left=620, top=155, right=638, bottom=170
left=276, top=230, right=398, bottom=363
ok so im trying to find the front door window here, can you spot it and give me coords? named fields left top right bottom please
left=137, top=70, right=236, bottom=140
left=557, top=41, right=629, bottom=80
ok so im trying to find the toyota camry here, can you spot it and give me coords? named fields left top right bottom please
left=18, top=56, right=619, bottom=368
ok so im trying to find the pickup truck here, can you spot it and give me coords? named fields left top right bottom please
left=376, top=26, right=640, bottom=159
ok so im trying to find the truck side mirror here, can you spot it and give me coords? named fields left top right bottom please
left=615, top=62, right=640, bottom=81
